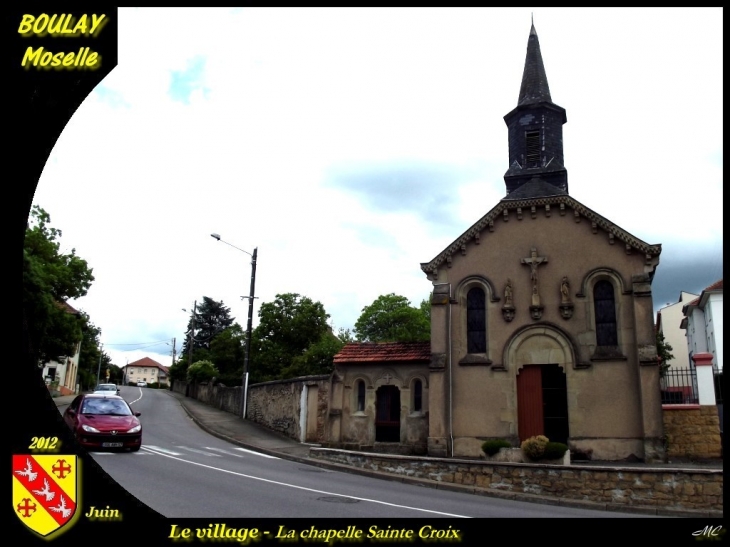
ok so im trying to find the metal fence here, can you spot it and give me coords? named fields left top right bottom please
left=713, top=364, right=723, bottom=404
left=660, top=367, right=699, bottom=405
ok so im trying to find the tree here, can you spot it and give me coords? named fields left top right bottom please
left=336, top=327, right=355, bottom=344
left=23, top=205, right=94, bottom=364
left=282, top=331, right=345, bottom=379
left=186, top=360, right=219, bottom=383
left=250, top=293, right=330, bottom=383
left=179, top=296, right=235, bottom=362
left=354, top=293, right=430, bottom=343
left=656, top=329, right=675, bottom=377
left=76, top=313, right=113, bottom=390
left=209, top=323, right=246, bottom=383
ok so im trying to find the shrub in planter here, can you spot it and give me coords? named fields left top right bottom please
left=543, top=441, right=568, bottom=460
left=481, top=439, right=511, bottom=457
left=521, top=435, right=549, bottom=460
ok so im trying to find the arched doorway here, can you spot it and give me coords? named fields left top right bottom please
left=507, top=326, right=574, bottom=445
left=375, top=385, right=400, bottom=442
left=516, top=364, right=569, bottom=444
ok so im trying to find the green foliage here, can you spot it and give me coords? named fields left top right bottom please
left=180, top=296, right=236, bottom=362
left=481, top=439, right=511, bottom=456
left=186, top=360, right=219, bottom=383
left=250, top=293, right=330, bottom=383
left=336, top=327, right=355, bottom=344
left=77, top=315, right=114, bottom=389
left=354, top=293, right=430, bottom=343
left=23, top=206, right=95, bottom=364
left=521, top=435, right=549, bottom=460
left=209, top=323, right=245, bottom=376
left=168, top=358, right=189, bottom=382
left=281, top=332, right=345, bottom=379
left=656, top=329, right=675, bottom=376
left=543, top=442, right=568, bottom=460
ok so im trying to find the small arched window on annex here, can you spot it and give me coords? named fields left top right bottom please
left=579, top=269, right=627, bottom=361
left=353, top=378, right=367, bottom=414
left=457, top=276, right=496, bottom=366
left=407, top=375, right=428, bottom=415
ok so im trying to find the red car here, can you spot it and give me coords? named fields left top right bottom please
left=63, top=393, right=142, bottom=452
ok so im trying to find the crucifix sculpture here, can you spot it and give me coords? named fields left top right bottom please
left=521, top=247, right=548, bottom=307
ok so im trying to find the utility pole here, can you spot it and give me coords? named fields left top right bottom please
left=242, top=247, right=258, bottom=419
left=171, top=337, right=176, bottom=365
left=188, top=301, right=197, bottom=365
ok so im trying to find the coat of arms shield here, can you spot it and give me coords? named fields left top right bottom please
left=12, top=454, right=80, bottom=538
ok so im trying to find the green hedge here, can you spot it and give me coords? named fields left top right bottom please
left=481, top=439, right=512, bottom=456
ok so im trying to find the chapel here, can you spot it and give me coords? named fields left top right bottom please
left=330, top=22, right=664, bottom=462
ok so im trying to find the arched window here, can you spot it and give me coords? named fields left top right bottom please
left=467, top=287, right=486, bottom=353
left=413, top=379, right=422, bottom=412
left=594, top=280, right=618, bottom=346
left=356, top=380, right=366, bottom=412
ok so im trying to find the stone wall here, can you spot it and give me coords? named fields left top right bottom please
left=663, top=405, right=723, bottom=459
left=247, top=376, right=330, bottom=442
left=310, top=448, right=723, bottom=514
left=194, top=382, right=242, bottom=415
left=171, top=379, right=187, bottom=395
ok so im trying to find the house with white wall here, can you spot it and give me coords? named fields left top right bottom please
left=656, top=291, right=699, bottom=370
left=122, top=357, right=169, bottom=386
left=681, top=280, right=724, bottom=372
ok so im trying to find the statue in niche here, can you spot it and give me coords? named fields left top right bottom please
left=504, top=279, right=513, bottom=307
left=502, top=278, right=515, bottom=322
left=560, top=276, right=571, bottom=304
left=559, top=275, right=574, bottom=320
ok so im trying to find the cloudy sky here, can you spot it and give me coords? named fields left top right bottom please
left=31, top=7, right=723, bottom=368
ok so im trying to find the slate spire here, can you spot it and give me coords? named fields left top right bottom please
left=503, top=22, right=568, bottom=198
left=517, top=22, right=552, bottom=106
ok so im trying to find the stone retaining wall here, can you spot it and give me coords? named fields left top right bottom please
left=310, top=448, right=723, bottom=514
left=663, top=405, right=722, bottom=459
left=248, top=376, right=330, bottom=441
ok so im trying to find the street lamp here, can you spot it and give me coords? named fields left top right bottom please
left=211, top=233, right=258, bottom=420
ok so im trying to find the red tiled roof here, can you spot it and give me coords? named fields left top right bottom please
left=55, top=301, right=79, bottom=314
left=126, top=357, right=166, bottom=371
left=334, top=342, right=431, bottom=364
left=704, top=279, right=723, bottom=292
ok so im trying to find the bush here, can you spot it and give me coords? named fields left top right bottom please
left=543, top=442, right=568, bottom=460
left=521, top=435, right=549, bottom=460
left=481, top=439, right=512, bottom=456
left=187, top=360, right=219, bottom=383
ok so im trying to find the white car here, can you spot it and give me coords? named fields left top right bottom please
left=136, top=381, right=147, bottom=387
left=93, top=383, right=120, bottom=396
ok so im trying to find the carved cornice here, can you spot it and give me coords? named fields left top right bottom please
left=420, top=195, right=662, bottom=276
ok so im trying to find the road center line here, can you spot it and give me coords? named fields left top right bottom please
left=140, top=447, right=470, bottom=518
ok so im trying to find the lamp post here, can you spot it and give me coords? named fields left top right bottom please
left=211, top=233, right=257, bottom=420
left=95, top=343, right=103, bottom=388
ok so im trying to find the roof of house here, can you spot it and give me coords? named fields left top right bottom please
left=682, top=279, right=723, bottom=316
left=56, top=301, right=79, bottom=314
left=334, top=342, right=431, bottom=364
left=125, top=357, right=168, bottom=372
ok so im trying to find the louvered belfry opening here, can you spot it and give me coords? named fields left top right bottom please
left=525, top=130, right=540, bottom=168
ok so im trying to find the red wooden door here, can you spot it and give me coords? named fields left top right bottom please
left=517, top=365, right=544, bottom=441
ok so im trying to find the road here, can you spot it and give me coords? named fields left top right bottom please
left=58, top=386, right=666, bottom=518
